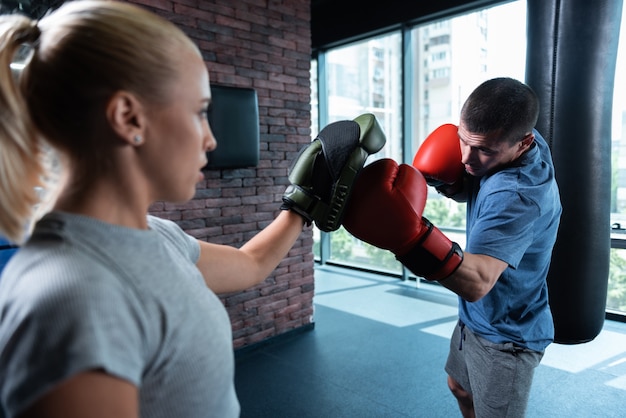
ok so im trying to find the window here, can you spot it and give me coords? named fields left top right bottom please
left=431, top=51, right=447, bottom=62
left=321, top=32, right=403, bottom=273
left=313, top=0, right=626, bottom=320
left=324, top=34, right=402, bottom=149
left=432, top=67, right=449, bottom=79
left=429, top=35, right=450, bottom=46
left=409, top=1, right=526, bottom=250
left=609, top=4, right=626, bottom=315
left=312, top=1, right=528, bottom=276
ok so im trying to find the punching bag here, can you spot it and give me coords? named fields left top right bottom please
left=525, top=0, right=623, bottom=344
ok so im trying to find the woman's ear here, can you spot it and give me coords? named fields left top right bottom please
left=106, top=91, right=146, bottom=146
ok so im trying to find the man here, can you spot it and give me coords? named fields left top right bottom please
left=436, top=77, right=562, bottom=417
left=343, top=77, right=562, bottom=417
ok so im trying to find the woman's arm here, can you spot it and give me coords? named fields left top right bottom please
left=196, top=210, right=305, bottom=294
left=19, top=371, right=138, bottom=418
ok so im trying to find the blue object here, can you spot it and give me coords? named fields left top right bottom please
left=0, top=236, right=18, bottom=275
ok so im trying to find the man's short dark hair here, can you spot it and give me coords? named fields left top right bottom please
left=460, top=77, right=539, bottom=144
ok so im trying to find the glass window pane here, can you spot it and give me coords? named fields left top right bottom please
left=609, top=247, right=626, bottom=314
left=325, top=33, right=402, bottom=164
left=609, top=5, right=626, bottom=314
left=316, top=1, right=527, bottom=275
left=324, top=32, right=403, bottom=272
left=409, top=1, right=527, bottom=231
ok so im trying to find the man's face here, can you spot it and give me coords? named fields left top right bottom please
left=458, top=121, right=532, bottom=177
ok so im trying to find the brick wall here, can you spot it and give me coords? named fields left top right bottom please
left=134, top=0, right=315, bottom=349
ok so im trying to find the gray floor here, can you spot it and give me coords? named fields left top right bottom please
left=235, top=264, right=626, bottom=417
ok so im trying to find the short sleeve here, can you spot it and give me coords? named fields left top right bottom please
left=466, top=189, right=540, bottom=269
left=0, top=258, right=147, bottom=416
left=147, top=216, right=200, bottom=264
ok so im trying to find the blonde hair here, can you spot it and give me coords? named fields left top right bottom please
left=0, top=0, right=200, bottom=243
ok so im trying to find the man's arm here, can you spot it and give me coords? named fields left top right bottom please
left=438, top=253, right=508, bottom=302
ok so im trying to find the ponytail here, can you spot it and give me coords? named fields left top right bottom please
left=0, top=1, right=200, bottom=243
left=0, top=15, right=46, bottom=243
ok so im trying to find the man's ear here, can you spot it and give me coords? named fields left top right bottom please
left=106, top=91, right=146, bottom=146
left=520, top=133, right=535, bottom=152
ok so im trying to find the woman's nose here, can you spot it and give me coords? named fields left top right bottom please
left=205, top=124, right=217, bottom=152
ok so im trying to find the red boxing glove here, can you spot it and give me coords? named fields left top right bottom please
left=412, top=124, right=465, bottom=197
left=342, top=159, right=463, bottom=281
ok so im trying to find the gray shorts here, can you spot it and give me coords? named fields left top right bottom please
left=445, top=321, right=544, bottom=418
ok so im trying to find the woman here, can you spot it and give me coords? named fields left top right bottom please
left=0, top=1, right=308, bottom=417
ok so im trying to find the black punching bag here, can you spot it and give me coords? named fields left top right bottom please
left=525, top=0, right=623, bottom=344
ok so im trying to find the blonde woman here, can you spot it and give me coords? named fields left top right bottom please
left=0, top=1, right=382, bottom=417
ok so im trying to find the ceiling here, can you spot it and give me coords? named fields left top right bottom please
left=3, top=0, right=503, bottom=51
left=311, top=0, right=502, bottom=50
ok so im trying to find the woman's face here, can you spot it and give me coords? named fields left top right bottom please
left=140, top=49, right=216, bottom=203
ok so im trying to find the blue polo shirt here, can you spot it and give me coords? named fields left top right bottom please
left=459, top=130, right=562, bottom=352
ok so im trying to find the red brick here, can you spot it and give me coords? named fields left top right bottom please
left=139, top=0, right=313, bottom=351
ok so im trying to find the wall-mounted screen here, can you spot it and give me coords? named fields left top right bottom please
left=205, top=85, right=260, bottom=169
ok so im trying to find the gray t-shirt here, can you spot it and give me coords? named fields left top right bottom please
left=0, top=212, right=239, bottom=418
